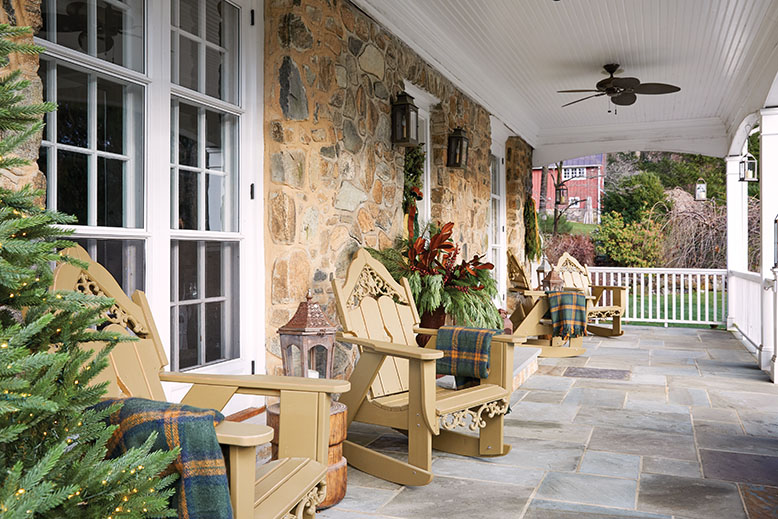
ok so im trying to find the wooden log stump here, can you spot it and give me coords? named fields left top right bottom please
left=267, top=401, right=347, bottom=509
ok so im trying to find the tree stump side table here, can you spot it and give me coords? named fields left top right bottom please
left=267, top=401, right=347, bottom=509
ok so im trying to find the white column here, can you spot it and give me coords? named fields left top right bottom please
left=759, top=108, right=778, bottom=375
left=725, top=155, right=748, bottom=329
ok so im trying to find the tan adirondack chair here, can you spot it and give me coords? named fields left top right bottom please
left=553, top=252, right=627, bottom=337
left=52, top=246, right=350, bottom=519
left=331, top=249, right=526, bottom=486
left=506, top=250, right=587, bottom=357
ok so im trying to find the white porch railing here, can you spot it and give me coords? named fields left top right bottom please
left=727, top=270, right=763, bottom=349
left=588, top=267, right=728, bottom=327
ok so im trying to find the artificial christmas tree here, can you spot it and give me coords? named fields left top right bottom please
left=0, top=24, right=178, bottom=518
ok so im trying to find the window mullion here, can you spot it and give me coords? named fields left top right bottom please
left=171, top=242, right=180, bottom=371
left=198, top=107, right=206, bottom=231
left=48, top=62, right=57, bottom=212
left=198, top=241, right=206, bottom=366
left=88, top=75, right=98, bottom=227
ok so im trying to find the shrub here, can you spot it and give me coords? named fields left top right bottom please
left=602, top=171, right=667, bottom=223
left=594, top=212, right=663, bottom=267
left=544, top=233, right=595, bottom=266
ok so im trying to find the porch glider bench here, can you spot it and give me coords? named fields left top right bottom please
left=332, top=249, right=526, bottom=486
left=53, top=246, right=350, bottom=519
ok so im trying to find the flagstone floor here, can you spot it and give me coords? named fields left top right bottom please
left=318, top=326, right=778, bottom=519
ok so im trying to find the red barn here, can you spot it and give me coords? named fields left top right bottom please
left=531, top=154, right=605, bottom=224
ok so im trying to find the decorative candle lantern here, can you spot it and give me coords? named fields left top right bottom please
left=446, top=128, right=469, bottom=168
left=695, top=178, right=707, bottom=201
left=555, top=183, right=569, bottom=205
left=739, top=153, right=758, bottom=182
left=391, top=92, right=419, bottom=147
left=536, top=255, right=551, bottom=288
left=278, top=290, right=337, bottom=379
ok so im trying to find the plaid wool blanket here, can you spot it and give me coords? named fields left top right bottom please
left=546, top=290, right=588, bottom=340
left=93, top=398, right=232, bottom=519
left=435, top=326, right=497, bottom=389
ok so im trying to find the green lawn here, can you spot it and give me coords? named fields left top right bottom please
left=615, top=291, right=727, bottom=328
left=569, top=222, right=597, bottom=235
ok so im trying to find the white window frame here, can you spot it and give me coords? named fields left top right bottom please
left=489, top=116, right=511, bottom=306
left=404, top=82, right=438, bottom=227
left=562, top=166, right=586, bottom=180
left=37, top=1, right=264, bottom=409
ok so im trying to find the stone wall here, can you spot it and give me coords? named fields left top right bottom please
left=0, top=0, right=45, bottom=193
left=264, top=0, right=532, bottom=377
left=505, top=136, right=534, bottom=313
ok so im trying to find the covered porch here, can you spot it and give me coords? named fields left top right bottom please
left=321, top=326, right=777, bottom=519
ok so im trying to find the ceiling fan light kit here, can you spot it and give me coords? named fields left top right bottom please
left=558, top=63, right=681, bottom=110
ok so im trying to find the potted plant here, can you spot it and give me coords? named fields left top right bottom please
left=368, top=222, right=503, bottom=344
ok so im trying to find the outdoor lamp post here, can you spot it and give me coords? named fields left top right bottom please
left=446, top=128, right=469, bottom=168
left=391, top=92, right=419, bottom=147
left=695, top=178, right=707, bottom=201
left=555, top=183, right=568, bottom=205
left=278, top=290, right=337, bottom=379
left=739, top=153, right=758, bottom=182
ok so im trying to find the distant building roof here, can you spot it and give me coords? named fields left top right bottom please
left=564, top=154, right=603, bottom=167
left=532, top=154, right=604, bottom=169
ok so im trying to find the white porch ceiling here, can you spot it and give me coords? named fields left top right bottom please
left=352, top=0, right=778, bottom=165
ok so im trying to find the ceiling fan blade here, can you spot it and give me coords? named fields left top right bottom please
left=557, top=89, right=600, bottom=93
left=633, top=82, right=681, bottom=95
left=612, top=92, right=637, bottom=106
left=612, top=77, right=641, bottom=89
left=562, top=93, right=605, bottom=107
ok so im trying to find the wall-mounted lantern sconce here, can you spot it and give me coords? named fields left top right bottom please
left=695, top=178, right=707, bottom=201
left=446, top=128, right=469, bottom=168
left=391, top=92, right=419, bottom=147
left=739, top=153, right=758, bottom=182
left=555, top=183, right=568, bottom=205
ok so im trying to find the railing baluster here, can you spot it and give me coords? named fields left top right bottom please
left=664, top=273, right=669, bottom=327
left=672, top=273, right=677, bottom=323
left=713, top=273, right=718, bottom=324
left=705, top=274, right=710, bottom=324
left=680, top=274, right=685, bottom=323
left=648, top=273, right=653, bottom=321
left=696, top=273, right=701, bottom=323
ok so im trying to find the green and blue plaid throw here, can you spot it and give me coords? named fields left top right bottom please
left=93, top=398, right=232, bottom=519
left=435, top=326, right=497, bottom=389
left=546, top=290, right=587, bottom=339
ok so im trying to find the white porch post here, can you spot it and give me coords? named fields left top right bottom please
left=759, top=108, right=778, bottom=376
left=726, top=155, right=748, bottom=329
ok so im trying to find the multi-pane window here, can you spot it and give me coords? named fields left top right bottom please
left=489, top=154, right=504, bottom=302
left=39, top=60, right=144, bottom=228
left=169, top=0, right=241, bottom=370
left=562, top=166, right=586, bottom=180
left=37, top=0, right=248, bottom=372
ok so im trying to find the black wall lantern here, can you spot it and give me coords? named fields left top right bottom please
left=739, top=153, right=758, bottom=182
left=555, top=183, right=568, bottom=205
left=391, top=92, right=419, bottom=147
left=446, top=128, right=469, bottom=168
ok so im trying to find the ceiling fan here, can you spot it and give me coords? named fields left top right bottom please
left=558, top=63, right=680, bottom=108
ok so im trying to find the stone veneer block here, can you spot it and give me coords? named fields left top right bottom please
left=700, top=449, right=778, bottom=486
left=637, top=474, right=747, bottom=518
left=535, top=472, right=638, bottom=509
left=564, top=367, right=631, bottom=380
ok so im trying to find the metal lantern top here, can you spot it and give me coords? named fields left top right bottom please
left=555, top=183, right=569, bottom=205
left=446, top=127, right=469, bottom=168
left=695, top=177, right=707, bottom=201
left=278, top=290, right=336, bottom=336
left=391, top=92, right=419, bottom=147
left=739, top=153, right=758, bottom=182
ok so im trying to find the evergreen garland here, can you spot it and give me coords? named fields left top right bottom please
left=402, top=145, right=425, bottom=212
left=0, top=24, right=178, bottom=518
left=524, top=195, right=542, bottom=262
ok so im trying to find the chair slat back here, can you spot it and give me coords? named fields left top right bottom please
left=507, top=249, right=531, bottom=290
left=332, top=249, right=419, bottom=398
left=52, top=246, right=168, bottom=401
left=554, top=252, right=591, bottom=294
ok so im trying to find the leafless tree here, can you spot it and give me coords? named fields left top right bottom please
left=748, top=196, right=760, bottom=272
left=661, top=188, right=726, bottom=269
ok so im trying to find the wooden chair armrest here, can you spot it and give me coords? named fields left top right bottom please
left=336, top=333, right=443, bottom=360
left=591, top=284, right=628, bottom=292
left=412, top=327, right=525, bottom=345
left=216, top=421, right=274, bottom=447
left=158, top=372, right=350, bottom=394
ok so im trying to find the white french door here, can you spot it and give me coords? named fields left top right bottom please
left=36, top=0, right=263, bottom=396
